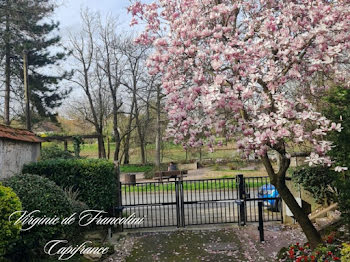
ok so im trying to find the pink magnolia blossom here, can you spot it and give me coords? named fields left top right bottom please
left=129, top=0, right=350, bottom=167
left=335, top=166, right=348, bottom=172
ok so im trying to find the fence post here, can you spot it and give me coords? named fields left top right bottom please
left=114, top=161, right=123, bottom=233
left=237, top=174, right=246, bottom=226
left=258, top=201, right=264, bottom=242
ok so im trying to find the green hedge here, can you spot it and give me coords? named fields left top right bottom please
left=0, top=183, right=22, bottom=257
left=40, top=144, right=74, bottom=160
left=22, top=159, right=117, bottom=211
left=3, top=174, right=73, bottom=258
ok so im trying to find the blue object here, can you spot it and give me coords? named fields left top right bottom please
left=257, top=184, right=280, bottom=210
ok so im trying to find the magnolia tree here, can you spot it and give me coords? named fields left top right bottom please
left=129, top=0, right=350, bottom=247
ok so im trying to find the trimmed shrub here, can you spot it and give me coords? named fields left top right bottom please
left=0, top=183, right=22, bottom=257
left=341, top=243, right=350, bottom=262
left=3, top=174, right=73, bottom=258
left=22, top=159, right=117, bottom=211
left=40, top=144, right=74, bottom=160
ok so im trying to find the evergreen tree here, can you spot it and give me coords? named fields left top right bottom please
left=0, top=0, right=71, bottom=124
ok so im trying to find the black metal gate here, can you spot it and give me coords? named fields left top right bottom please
left=120, top=175, right=282, bottom=229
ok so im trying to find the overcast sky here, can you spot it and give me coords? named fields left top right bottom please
left=53, top=0, right=134, bottom=41
left=50, top=0, right=152, bottom=115
left=50, top=0, right=136, bottom=114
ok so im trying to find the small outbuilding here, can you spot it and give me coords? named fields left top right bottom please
left=0, top=124, right=42, bottom=179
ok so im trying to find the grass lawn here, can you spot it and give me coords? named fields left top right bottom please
left=120, top=164, right=154, bottom=173
left=42, top=141, right=238, bottom=164
left=122, top=178, right=266, bottom=192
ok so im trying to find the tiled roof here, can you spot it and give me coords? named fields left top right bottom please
left=0, top=124, right=43, bottom=143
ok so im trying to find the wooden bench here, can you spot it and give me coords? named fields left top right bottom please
left=154, top=170, right=188, bottom=181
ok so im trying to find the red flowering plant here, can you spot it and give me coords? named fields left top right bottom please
left=280, top=235, right=342, bottom=262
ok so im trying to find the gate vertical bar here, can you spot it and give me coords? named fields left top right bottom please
left=258, top=201, right=264, bottom=241
left=180, top=179, right=185, bottom=227
left=237, top=174, right=246, bottom=226
left=175, top=180, right=179, bottom=227
left=280, top=196, right=283, bottom=223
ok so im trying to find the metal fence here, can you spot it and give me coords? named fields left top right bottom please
left=120, top=175, right=282, bottom=229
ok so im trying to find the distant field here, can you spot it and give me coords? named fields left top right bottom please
left=42, top=141, right=238, bottom=165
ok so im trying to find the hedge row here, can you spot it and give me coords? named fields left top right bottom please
left=0, top=183, right=22, bottom=257
left=22, top=159, right=117, bottom=211
left=3, top=175, right=73, bottom=259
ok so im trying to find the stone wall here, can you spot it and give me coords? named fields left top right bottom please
left=0, top=139, right=40, bottom=180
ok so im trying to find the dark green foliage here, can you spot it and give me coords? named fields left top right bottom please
left=72, top=136, right=83, bottom=157
left=292, top=166, right=339, bottom=205
left=322, top=86, right=350, bottom=228
left=0, top=0, right=71, bottom=120
left=336, top=177, right=350, bottom=229
left=40, top=144, right=74, bottom=160
left=0, top=183, right=22, bottom=257
left=323, top=86, right=350, bottom=167
left=22, top=159, right=117, bottom=211
left=3, top=174, right=73, bottom=258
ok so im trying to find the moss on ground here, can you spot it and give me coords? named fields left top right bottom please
left=126, top=229, right=246, bottom=262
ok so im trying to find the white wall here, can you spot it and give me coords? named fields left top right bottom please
left=0, top=139, right=40, bottom=180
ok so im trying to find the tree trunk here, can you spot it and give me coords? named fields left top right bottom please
left=111, top=95, right=120, bottom=161
left=4, top=9, right=11, bottom=125
left=97, top=134, right=106, bottom=159
left=112, top=108, right=121, bottom=161
left=276, top=180, right=322, bottom=248
left=138, top=128, right=146, bottom=164
left=123, top=137, right=131, bottom=164
left=155, top=125, right=161, bottom=169
left=110, top=82, right=121, bottom=161
left=114, top=134, right=121, bottom=161
left=123, top=100, right=135, bottom=165
left=262, top=153, right=322, bottom=249
left=137, top=126, right=146, bottom=164
left=155, top=86, right=161, bottom=170
left=107, top=137, right=110, bottom=159
left=133, top=98, right=146, bottom=164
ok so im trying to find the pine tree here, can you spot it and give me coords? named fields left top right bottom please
left=0, top=0, right=71, bottom=125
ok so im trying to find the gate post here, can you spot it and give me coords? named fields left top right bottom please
left=237, top=174, right=246, bottom=226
